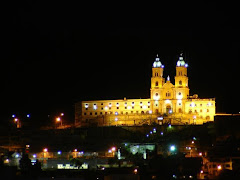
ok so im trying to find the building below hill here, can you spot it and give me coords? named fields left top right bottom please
left=75, top=54, right=215, bottom=127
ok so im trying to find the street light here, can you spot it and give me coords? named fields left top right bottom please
left=56, top=117, right=62, bottom=126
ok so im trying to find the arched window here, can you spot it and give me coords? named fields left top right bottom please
left=155, top=81, right=159, bottom=86
left=178, top=108, right=182, bottom=113
left=179, top=80, right=182, bottom=85
left=141, top=111, right=144, bottom=114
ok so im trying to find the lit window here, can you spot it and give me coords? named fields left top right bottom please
left=132, top=102, right=134, bottom=105
left=179, top=80, right=182, bottom=85
left=109, top=103, right=112, bottom=107
left=140, top=102, right=142, bottom=105
left=116, top=102, right=119, bottom=106
left=85, top=104, right=89, bottom=108
left=155, top=81, right=158, bottom=86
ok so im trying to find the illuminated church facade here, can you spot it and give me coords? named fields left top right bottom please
left=75, top=54, right=215, bottom=127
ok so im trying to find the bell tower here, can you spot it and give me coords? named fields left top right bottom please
left=175, top=53, right=189, bottom=99
left=150, top=54, right=165, bottom=101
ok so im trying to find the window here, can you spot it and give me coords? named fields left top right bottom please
left=166, top=92, right=171, bottom=97
left=179, top=80, right=182, bottom=85
left=155, top=81, right=158, bottom=86
left=125, top=107, right=127, bottom=109
left=178, top=92, right=181, bottom=95
left=140, top=106, right=142, bottom=109
left=131, top=111, right=133, bottom=114
left=126, top=112, right=128, bottom=115
left=90, top=112, right=92, bottom=115
left=195, top=110, right=197, bottom=113
left=200, top=109, right=202, bottom=112
left=85, top=108, right=88, bottom=110
left=132, top=106, right=134, bottom=109
left=141, top=111, right=144, bottom=114
left=179, top=103, right=181, bottom=105
left=110, top=112, right=113, bottom=114
left=117, top=107, right=119, bottom=109
left=207, top=109, right=209, bottom=112
left=121, top=111, right=123, bottom=114
left=95, top=112, right=97, bottom=115
left=100, top=112, right=102, bottom=115
left=148, top=106, right=150, bottom=108
left=101, top=103, right=103, bottom=105
left=178, top=108, right=182, bottom=113
left=84, top=113, right=86, bottom=115
left=136, top=111, right=138, bottom=114
left=109, top=107, right=111, bottom=110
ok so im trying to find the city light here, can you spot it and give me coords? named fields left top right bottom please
left=12, top=114, right=15, bottom=118
left=153, top=128, right=156, bottom=133
left=56, top=117, right=61, bottom=122
left=157, top=117, right=163, bottom=120
left=74, top=149, right=77, bottom=152
left=33, top=154, right=37, bottom=158
left=60, top=113, right=64, bottom=116
left=217, top=165, right=222, bottom=170
left=27, top=114, right=30, bottom=118
left=14, top=118, right=18, bottom=122
left=58, top=151, right=62, bottom=155
left=133, top=168, right=138, bottom=174
left=160, top=132, right=163, bottom=135
left=111, top=147, right=116, bottom=152
left=168, top=124, right=172, bottom=128
left=43, top=148, right=48, bottom=152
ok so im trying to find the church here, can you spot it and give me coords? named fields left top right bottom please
left=75, top=54, right=215, bottom=127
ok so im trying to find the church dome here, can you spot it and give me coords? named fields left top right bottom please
left=176, top=54, right=188, bottom=67
left=153, top=54, right=164, bottom=68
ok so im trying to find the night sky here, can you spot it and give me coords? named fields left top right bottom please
left=1, top=2, right=239, bottom=124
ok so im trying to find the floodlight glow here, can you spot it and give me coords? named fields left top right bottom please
left=58, top=151, right=62, bottom=155
left=43, top=148, right=48, bottom=152
left=217, top=165, right=222, bottom=170
left=115, top=118, right=118, bottom=121
left=12, top=114, right=15, bottom=118
left=15, top=154, right=19, bottom=158
left=33, top=154, right=37, bottom=158
left=27, top=114, right=30, bottom=118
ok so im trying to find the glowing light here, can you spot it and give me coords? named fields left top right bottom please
left=60, top=113, right=64, bottom=116
left=161, top=132, right=163, bottom=135
left=108, top=149, right=112, bottom=153
left=143, top=105, right=147, bottom=109
left=200, top=170, right=203, bottom=174
left=192, top=141, right=194, bottom=144
left=43, top=148, right=48, bottom=152
left=133, top=168, right=138, bottom=174
left=127, top=106, right=131, bottom=110
left=12, top=114, right=15, bottom=118
left=115, top=112, right=118, bottom=115
left=153, top=128, right=156, bottom=133
left=33, top=154, right=37, bottom=158
left=74, top=149, right=77, bottom=152
left=199, top=152, right=202, bottom=156
left=115, top=118, right=118, bottom=121
left=185, top=64, right=188, bottom=68
left=150, top=131, right=153, bottom=134
left=169, top=110, right=173, bottom=114
left=15, top=154, right=19, bottom=158
left=27, top=114, right=30, bottom=118
left=57, top=151, right=62, bottom=155
left=26, top=145, right=30, bottom=148
left=56, top=117, right=61, bottom=122
left=157, top=117, right=163, bottom=120
left=217, top=165, right=222, bottom=170
left=14, top=118, right=18, bottom=122
left=104, top=106, right=108, bottom=110
left=153, top=94, right=160, bottom=100
left=165, top=99, right=171, bottom=104
left=108, top=103, right=112, bottom=107
left=93, top=105, right=97, bottom=110
left=168, top=124, right=172, bottom=128
left=146, top=134, right=149, bottom=137
left=167, top=75, right=170, bottom=81
left=85, top=104, right=89, bottom=108
left=170, top=145, right=176, bottom=151
left=193, top=115, right=196, bottom=119
left=149, top=110, right=152, bottom=114
left=111, top=147, right=116, bottom=151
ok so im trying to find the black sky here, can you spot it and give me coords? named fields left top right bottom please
left=1, top=2, right=239, bottom=124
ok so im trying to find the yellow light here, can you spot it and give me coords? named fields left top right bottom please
left=200, top=170, right=203, bottom=174
left=104, top=106, right=108, bottom=110
left=56, top=117, right=61, bottom=122
left=143, top=105, right=147, bottom=109
left=165, top=100, right=171, bottom=104
left=74, top=149, right=77, bottom=152
left=217, top=165, right=222, bottom=170
left=60, top=113, right=64, bottom=116
left=111, top=147, right=116, bottom=151
left=43, top=148, right=48, bottom=152
left=14, top=118, right=18, bottom=122
left=134, top=168, right=138, bottom=174
left=199, top=152, right=202, bottom=156
left=127, top=106, right=131, bottom=110
left=192, top=141, right=194, bottom=144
